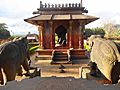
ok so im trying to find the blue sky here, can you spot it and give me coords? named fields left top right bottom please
left=0, top=0, right=120, bottom=35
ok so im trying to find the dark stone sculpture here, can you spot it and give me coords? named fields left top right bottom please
left=0, top=37, right=30, bottom=84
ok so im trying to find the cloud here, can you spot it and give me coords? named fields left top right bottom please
left=0, top=0, right=41, bottom=18
left=0, top=0, right=120, bottom=35
left=0, top=16, right=38, bottom=35
left=84, top=0, right=120, bottom=13
left=9, top=24, right=38, bottom=36
left=0, top=0, right=40, bottom=35
left=110, top=15, right=120, bottom=24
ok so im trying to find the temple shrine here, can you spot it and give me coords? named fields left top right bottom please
left=24, top=1, right=99, bottom=64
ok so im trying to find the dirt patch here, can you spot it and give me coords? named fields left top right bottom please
left=1, top=77, right=120, bottom=90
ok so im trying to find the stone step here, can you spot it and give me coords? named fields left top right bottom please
left=72, top=59, right=89, bottom=64
left=35, top=55, right=52, bottom=60
left=36, top=49, right=53, bottom=55
left=52, top=50, right=69, bottom=64
left=51, top=60, right=71, bottom=64
left=53, top=58, right=68, bottom=61
left=54, top=52, right=67, bottom=55
left=70, top=55, right=88, bottom=60
left=53, top=55, right=68, bottom=58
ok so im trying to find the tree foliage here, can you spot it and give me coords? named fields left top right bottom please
left=102, top=22, right=120, bottom=39
left=84, top=28, right=93, bottom=38
left=0, top=23, right=11, bottom=39
left=103, top=23, right=118, bottom=38
left=92, top=27, right=105, bottom=36
left=117, top=29, right=120, bottom=36
left=84, top=27, right=105, bottom=39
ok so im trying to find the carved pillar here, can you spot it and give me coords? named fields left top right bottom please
left=69, top=20, right=73, bottom=48
left=79, top=23, right=84, bottom=49
left=49, top=21, right=54, bottom=49
left=38, top=25, right=43, bottom=49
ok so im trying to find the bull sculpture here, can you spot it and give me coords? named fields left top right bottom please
left=88, top=35, right=120, bottom=84
left=0, top=37, right=31, bottom=84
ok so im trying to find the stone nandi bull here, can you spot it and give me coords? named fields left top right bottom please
left=88, top=35, right=120, bottom=84
left=0, top=37, right=31, bottom=84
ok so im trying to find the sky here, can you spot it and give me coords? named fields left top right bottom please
left=0, top=0, right=120, bottom=35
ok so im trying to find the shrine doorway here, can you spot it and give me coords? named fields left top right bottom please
left=55, top=25, right=68, bottom=49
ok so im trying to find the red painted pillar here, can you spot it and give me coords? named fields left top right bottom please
left=69, top=20, right=73, bottom=48
left=79, top=23, right=84, bottom=49
left=38, top=25, right=43, bottom=49
left=49, top=21, right=54, bottom=49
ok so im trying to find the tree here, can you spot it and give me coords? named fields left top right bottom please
left=103, top=23, right=118, bottom=38
left=92, top=27, right=105, bottom=37
left=0, top=23, right=11, bottom=39
left=84, top=28, right=93, bottom=39
left=114, top=24, right=120, bottom=36
left=117, top=29, right=120, bottom=36
left=84, top=27, right=105, bottom=39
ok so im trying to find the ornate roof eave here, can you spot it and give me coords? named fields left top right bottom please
left=24, top=14, right=99, bottom=25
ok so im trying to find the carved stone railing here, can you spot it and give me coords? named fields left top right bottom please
left=39, top=1, right=81, bottom=9
left=33, top=1, right=88, bottom=14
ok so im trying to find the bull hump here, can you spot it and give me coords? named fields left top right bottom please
left=0, top=42, right=12, bottom=54
left=100, top=43, right=114, bottom=56
left=101, top=41, right=117, bottom=61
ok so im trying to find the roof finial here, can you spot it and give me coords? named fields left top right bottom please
left=81, top=0, right=83, bottom=7
left=40, top=1, right=43, bottom=8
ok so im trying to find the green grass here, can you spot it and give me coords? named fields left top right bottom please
left=84, top=43, right=90, bottom=51
left=29, top=45, right=39, bottom=54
